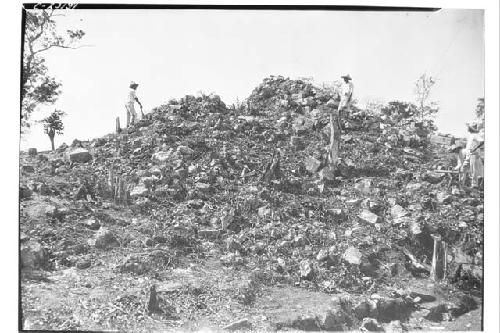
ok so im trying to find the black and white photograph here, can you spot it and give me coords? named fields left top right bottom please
left=7, top=1, right=499, bottom=332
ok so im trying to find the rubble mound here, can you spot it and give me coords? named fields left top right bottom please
left=20, top=75, right=483, bottom=331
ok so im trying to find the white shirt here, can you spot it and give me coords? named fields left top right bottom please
left=126, top=88, right=137, bottom=105
left=340, top=81, right=354, bottom=100
left=465, top=132, right=484, bottom=155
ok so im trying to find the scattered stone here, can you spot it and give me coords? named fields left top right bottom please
left=368, top=200, right=383, bottom=214
left=177, top=145, right=194, bottom=155
left=358, top=209, right=381, bottom=224
left=223, top=318, right=252, bottom=331
left=69, top=148, right=92, bottom=163
left=299, top=259, right=315, bottom=280
left=84, top=218, right=101, bottom=230
left=377, top=298, right=412, bottom=322
left=436, top=191, right=453, bottom=204
left=20, top=186, right=32, bottom=199
left=76, top=259, right=91, bottom=269
left=319, top=166, right=335, bottom=181
left=384, top=320, right=404, bottom=333
left=130, top=184, right=148, bottom=198
left=152, top=150, right=172, bottom=163
left=360, top=318, right=384, bottom=331
left=390, top=204, right=409, bottom=224
left=119, top=255, right=149, bottom=275
left=354, top=299, right=378, bottom=319
left=409, top=291, right=436, bottom=303
left=355, top=179, right=373, bottom=194
left=405, top=182, right=423, bottom=192
left=22, top=165, right=35, bottom=173
left=422, top=171, right=444, bottom=184
left=93, top=228, right=120, bottom=249
left=343, top=247, right=363, bottom=265
left=305, top=156, right=322, bottom=173
left=424, top=303, right=448, bottom=322
left=258, top=206, right=272, bottom=218
left=198, top=229, right=220, bottom=240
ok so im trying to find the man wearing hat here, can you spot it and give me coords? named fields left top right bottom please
left=449, top=143, right=467, bottom=185
left=338, top=74, right=354, bottom=113
left=328, top=74, right=354, bottom=166
left=125, top=81, right=143, bottom=127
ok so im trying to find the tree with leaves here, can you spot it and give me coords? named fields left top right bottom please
left=414, top=73, right=439, bottom=121
left=22, top=9, right=85, bottom=131
left=41, top=109, right=65, bottom=151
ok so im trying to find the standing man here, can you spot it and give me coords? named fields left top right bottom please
left=328, top=74, right=354, bottom=166
left=463, top=122, right=484, bottom=188
left=449, top=143, right=467, bottom=185
left=126, top=81, right=143, bottom=127
left=338, top=74, right=354, bottom=114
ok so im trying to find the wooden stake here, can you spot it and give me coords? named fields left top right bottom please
left=430, top=234, right=447, bottom=281
left=328, top=110, right=341, bottom=167
left=116, top=117, right=121, bottom=134
left=108, top=167, right=115, bottom=198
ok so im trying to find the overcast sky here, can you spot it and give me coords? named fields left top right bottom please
left=20, top=8, right=484, bottom=151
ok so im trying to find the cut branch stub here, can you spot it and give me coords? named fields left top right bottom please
left=430, top=234, right=447, bottom=281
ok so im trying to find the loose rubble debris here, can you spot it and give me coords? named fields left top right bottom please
left=20, top=76, right=483, bottom=331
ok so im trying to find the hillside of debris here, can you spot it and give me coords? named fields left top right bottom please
left=20, top=76, right=483, bottom=331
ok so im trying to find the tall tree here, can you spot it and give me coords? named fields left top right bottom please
left=22, top=9, right=85, bottom=131
left=414, top=74, right=439, bottom=121
left=41, top=109, right=65, bottom=151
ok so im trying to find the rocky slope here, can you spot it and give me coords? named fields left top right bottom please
left=20, top=76, right=483, bottom=331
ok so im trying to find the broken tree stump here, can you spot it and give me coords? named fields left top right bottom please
left=116, top=117, right=121, bottom=134
left=328, top=110, right=341, bottom=167
left=430, top=234, right=448, bottom=281
left=108, top=167, right=115, bottom=198
left=111, top=175, right=129, bottom=205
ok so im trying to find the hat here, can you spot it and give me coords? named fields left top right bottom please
left=341, top=74, right=352, bottom=81
left=129, top=81, right=139, bottom=88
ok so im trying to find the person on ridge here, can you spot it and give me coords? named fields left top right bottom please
left=328, top=74, right=354, bottom=166
left=126, top=81, right=143, bottom=127
left=462, top=122, right=484, bottom=188
left=338, top=74, right=354, bottom=114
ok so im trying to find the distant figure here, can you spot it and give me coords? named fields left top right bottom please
left=328, top=74, right=354, bottom=166
left=338, top=74, right=354, bottom=113
left=463, top=122, right=484, bottom=188
left=449, top=143, right=467, bottom=185
left=126, top=81, right=143, bottom=127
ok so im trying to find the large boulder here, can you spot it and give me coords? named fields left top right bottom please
left=342, top=246, right=363, bottom=265
left=69, top=148, right=92, bottom=163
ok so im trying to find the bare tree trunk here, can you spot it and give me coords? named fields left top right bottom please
left=116, top=117, right=121, bottom=134
left=328, top=111, right=340, bottom=167
left=108, top=167, right=115, bottom=198
left=430, top=234, right=447, bottom=281
left=48, top=131, right=55, bottom=151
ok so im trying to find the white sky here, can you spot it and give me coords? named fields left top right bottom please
left=20, top=8, right=484, bottom=151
